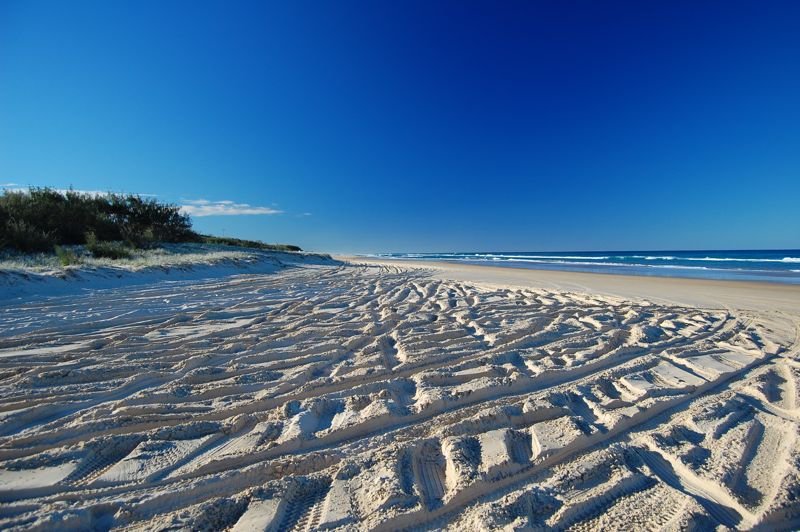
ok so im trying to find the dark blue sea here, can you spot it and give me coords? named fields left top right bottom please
left=368, top=250, right=800, bottom=284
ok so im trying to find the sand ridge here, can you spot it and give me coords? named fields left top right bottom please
left=0, top=261, right=798, bottom=530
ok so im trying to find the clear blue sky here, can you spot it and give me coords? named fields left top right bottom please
left=1, top=1, right=798, bottom=253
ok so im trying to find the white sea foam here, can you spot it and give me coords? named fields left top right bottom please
left=631, top=255, right=800, bottom=263
left=495, top=258, right=714, bottom=270
left=375, top=253, right=800, bottom=281
left=472, top=254, right=611, bottom=260
left=456, top=257, right=796, bottom=274
left=386, top=253, right=800, bottom=264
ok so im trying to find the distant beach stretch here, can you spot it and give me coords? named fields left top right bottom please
left=369, top=250, right=800, bottom=284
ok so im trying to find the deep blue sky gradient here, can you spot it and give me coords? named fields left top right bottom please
left=1, top=1, right=798, bottom=252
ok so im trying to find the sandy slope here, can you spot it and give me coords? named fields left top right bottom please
left=0, top=256, right=798, bottom=531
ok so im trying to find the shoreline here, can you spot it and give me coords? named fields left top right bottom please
left=339, top=256, right=800, bottom=314
left=356, top=251, right=800, bottom=286
left=1, top=255, right=798, bottom=529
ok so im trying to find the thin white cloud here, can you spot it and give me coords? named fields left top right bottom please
left=0, top=185, right=157, bottom=197
left=180, top=199, right=284, bottom=217
left=1, top=186, right=110, bottom=196
left=57, top=189, right=116, bottom=197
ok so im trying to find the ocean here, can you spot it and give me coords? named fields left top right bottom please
left=368, top=250, right=800, bottom=284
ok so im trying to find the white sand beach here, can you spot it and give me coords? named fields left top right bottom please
left=1, top=254, right=798, bottom=530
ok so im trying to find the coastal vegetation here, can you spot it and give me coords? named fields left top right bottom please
left=196, top=235, right=301, bottom=252
left=0, top=188, right=300, bottom=258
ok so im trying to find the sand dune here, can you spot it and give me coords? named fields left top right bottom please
left=0, top=258, right=798, bottom=530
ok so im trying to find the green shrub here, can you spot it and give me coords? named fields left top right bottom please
left=0, top=188, right=300, bottom=256
left=85, top=232, right=132, bottom=259
left=54, top=245, right=82, bottom=266
left=1, top=219, right=55, bottom=252
left=0, top=188, right=194, bottom=250
left=199, top=235, right=301, bottom=252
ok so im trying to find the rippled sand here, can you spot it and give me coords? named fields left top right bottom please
left=1, top=257, right=798, bottom=530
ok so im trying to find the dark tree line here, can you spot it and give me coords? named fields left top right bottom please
left=0, top=188, right=304, bottom=256
left=0, top=188, right=195, bottom=252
